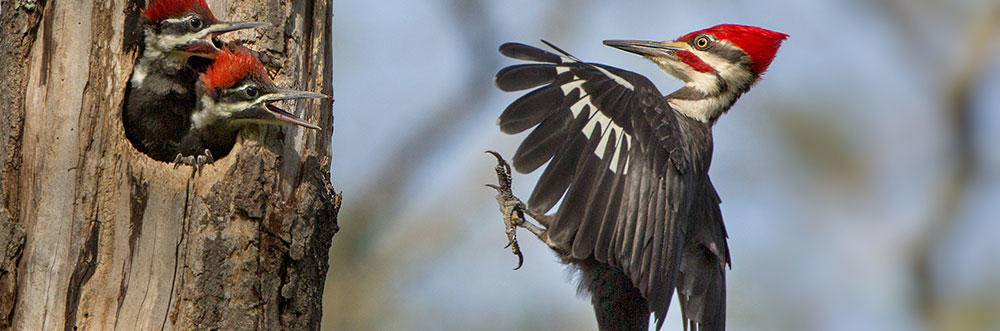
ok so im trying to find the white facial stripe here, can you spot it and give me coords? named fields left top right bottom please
left=160, top=17, right=187, bottom=25
left=691, top=49, right=753, bottom=87
left=151, top=16, right=211, bottom=54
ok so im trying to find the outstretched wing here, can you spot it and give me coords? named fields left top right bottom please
left=495, top=41, right=697, bottom=327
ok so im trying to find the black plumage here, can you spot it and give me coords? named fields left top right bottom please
left=495, top=42, right=730, bottom=331
left=123, top=57, right=211, bottom=162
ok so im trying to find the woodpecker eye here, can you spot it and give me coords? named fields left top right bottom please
left=244, top=86, right=259, bottom=98
left=189, top=17, right=203, bottom=29
left=695, top=36, right=710, bottom=50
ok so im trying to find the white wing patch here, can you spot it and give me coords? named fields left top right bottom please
left=559, top=74, right=633, bottom=174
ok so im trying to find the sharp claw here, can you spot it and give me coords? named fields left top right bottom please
left=485, top=150, right=503, bottom=161
left=204, top=149, right=214, bottom=163
left=487, top=150, right=535, bottom=270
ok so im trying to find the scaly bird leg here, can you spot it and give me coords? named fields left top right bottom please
left=485, top=151, right=559, bottom=270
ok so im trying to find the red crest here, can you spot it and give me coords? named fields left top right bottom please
left=141, top=0, right=217, bottom=23
left=201, top=45, right=270, bottom=91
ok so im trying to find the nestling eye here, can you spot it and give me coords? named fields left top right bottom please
left=189, top=17, right=203, bottom=29
left=244, top=86, right=259, bottom=98
left=695, top=36, right=710, bottom=50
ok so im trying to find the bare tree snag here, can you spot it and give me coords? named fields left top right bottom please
left=0, top=0, right=339, bottom=330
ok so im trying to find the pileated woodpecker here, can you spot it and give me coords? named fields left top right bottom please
left=173, top=45, right=325, bottom=166
left=489, top=24, right=787, bottom=330
left=124, top=0, right=268, bottom=162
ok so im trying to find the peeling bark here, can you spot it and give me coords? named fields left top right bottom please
left=0, top=0, right=339, bottom=330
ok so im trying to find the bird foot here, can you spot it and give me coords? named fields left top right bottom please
left=173, top=149, right=214, bottom=174
left=485, top=151, right=554, bottom=270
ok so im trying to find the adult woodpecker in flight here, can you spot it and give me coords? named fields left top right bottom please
left=124, top=0, right=268, bottom=162
left=174, top=45, right=325, bottom=166
left=488, top=24, right=787, bottom=330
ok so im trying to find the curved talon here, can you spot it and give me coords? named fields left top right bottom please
left=486, top=150, right=536, bottom=271
left=512, top=248, right=523, bottom=270
left=486, top=150, right=512, bottom=174
left=485, top=150, right=503, bottom=161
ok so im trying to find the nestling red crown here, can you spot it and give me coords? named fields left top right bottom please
left=141, top=0, right=217, bottom=23
left=201, top=45, right=271, bottom=91
left=678, top=24, right=788, bottom=76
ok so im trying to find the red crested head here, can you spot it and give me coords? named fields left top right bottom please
left=141, top=0, right=218, bottom=23
left=677, top=24, right=788, bottom=76
left=200, top=45, right=271, bottom=91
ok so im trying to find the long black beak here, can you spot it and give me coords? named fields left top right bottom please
left=603, top=40, right=686, bottom=60
left=204, top=21, right=272, bottom=35
left=257, top=89, right=331, bottom=130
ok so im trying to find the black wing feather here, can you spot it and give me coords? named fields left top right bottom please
left=495, top=42, right=720, bottom=329
left=499, top=42, right=563, bottom=63
left=499, top=84, right=564, bottom=134
left=512, top=108, right=573, bottom=173
left=495, top=64, right=557, bottom=92
left=526, top=108, right=590, bottom=214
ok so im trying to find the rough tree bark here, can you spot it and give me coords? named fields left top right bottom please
left=0, top=0, right=339, bottom=330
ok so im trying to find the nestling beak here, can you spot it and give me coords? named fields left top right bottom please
left=182, top=21, right=271, bottom=58
left=204, top=21, right=272, bottom=35
left=603, top=40, right=687, bottom=60
left=181, top=39, right=219, bottom=57
left=243, top=89, right=330, bottom=130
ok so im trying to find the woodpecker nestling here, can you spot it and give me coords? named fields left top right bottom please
left=173, top=45, right=325, bottom=166
left=488, top=24, right=787, bottom=330
left=124, top=0, right=268, bottom=162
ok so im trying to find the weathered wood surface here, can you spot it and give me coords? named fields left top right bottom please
left=0, top=0, right=339, bottom=329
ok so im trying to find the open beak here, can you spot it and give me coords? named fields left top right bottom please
left=182, top=22, right=270, bottom=58
left=603, top=40, right=687, bottom=60
left=255, top=89, right=331, bottom=130
left=181, top=39, right=220, bottom=57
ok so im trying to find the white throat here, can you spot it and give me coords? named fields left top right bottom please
left=667, top=92, right=738, bottom=123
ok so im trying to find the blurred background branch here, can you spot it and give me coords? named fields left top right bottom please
left=908, top=3, right=1000, bottom=329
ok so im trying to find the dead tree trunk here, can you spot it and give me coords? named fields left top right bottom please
left=0, top=0, right=339, bottom=330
